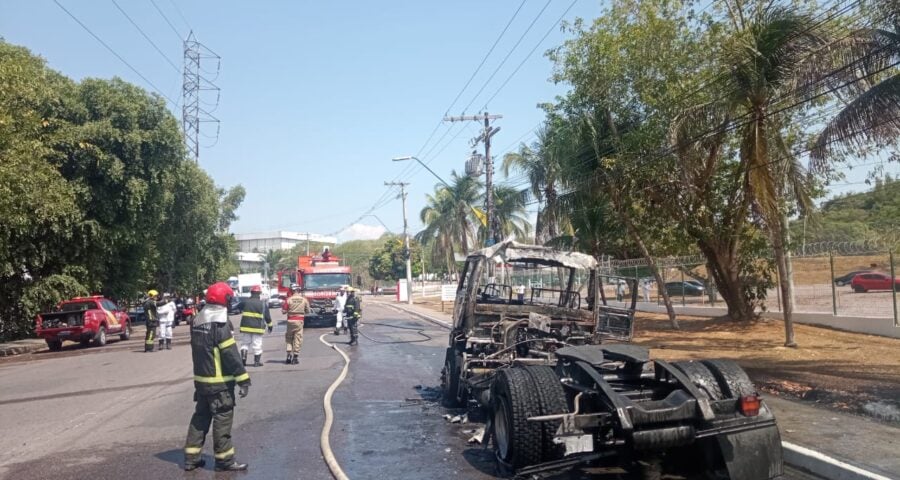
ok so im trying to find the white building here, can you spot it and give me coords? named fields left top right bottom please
left=234, top=231, right=337, bottom=253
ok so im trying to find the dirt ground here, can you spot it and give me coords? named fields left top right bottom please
left=631, top=313, right=900, bottom=424
left=415, top=297, right=900, bottom=424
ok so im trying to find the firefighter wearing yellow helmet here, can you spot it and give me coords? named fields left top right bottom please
left=143, top=290, right=160, bottom=352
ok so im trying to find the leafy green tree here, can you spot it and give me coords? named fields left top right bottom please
left=0, top=40, right=244, bottom=339
left=368, top=237, right=423, bottom=282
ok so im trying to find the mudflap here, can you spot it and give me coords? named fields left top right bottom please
left=717, top=424, right=783, bottom=480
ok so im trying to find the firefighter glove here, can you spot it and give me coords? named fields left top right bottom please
left=239, top=383, right=250, bottom=398
left=267, top=325, right=273, bottom=333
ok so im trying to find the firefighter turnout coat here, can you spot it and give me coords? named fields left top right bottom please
left=238, top=297, right=271, bottom=334
left=143, top=297, right=159, bottom=328
left=191, top=305, right=250, bottom=395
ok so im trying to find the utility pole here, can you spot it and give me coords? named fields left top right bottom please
left=385, top=181, right=413, bottom=305
left=444, top=112, right=502, bottom=245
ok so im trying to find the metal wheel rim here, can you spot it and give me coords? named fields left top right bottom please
left=99, top=328, right=106, bottom=344
left=494, top=396, right=511, bottom=460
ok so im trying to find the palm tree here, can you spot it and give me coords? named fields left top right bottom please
left=810, top=0, right=900, bottom=167
left=416, top=172, right=483, bottom=273
left=502, top=123, right=567, bottom=244
left=719, top=4, right=828, bottom=346
left=486, top=185, right=532, bottom=241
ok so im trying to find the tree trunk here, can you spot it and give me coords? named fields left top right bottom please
left=772, top=215, right=797, bottom=347
left=697, top=241, right=756, bottom=321
left=620, top=209, right=679, bottom=329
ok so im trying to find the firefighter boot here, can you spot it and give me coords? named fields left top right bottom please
left=166, top=338, right=172, bottom=350
left=159, top=339, right=165, bottom=351
left=349, top=335, right=358, bottom=346
left=184, top=458, right=206, bottom=471
left=253, top=354, right=262, bottom=367
left=215, top=461, right=248, bottom=472
left=292, top=354, right=300, bottom=365
left=241, top=349, right=248, bottom=366
left=285, top=353, right=292, bottom=365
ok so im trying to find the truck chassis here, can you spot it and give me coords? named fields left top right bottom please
left=440, top=240, right=782, bottom=479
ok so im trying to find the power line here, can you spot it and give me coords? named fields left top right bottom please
left=482, top=0, right=579, bottom=110
left=459, top=0, right=554, bottom=114
left=444, top=0, right=528, bottom=116
left=53, top=0, right=177, bottom=106
left=167, top=0, right=193, bottom=32
left=397, top=1, right=532, bottom=190
left=149, top=0, right=183, bottom=40
left=111, top=0, right=180, bottom=74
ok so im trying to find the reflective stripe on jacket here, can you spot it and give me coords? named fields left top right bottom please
left=238, top=297, right=271, bottom=333
left=190, top=321, right=250, bottom=395
left=344, top=296, right=361, bottom=318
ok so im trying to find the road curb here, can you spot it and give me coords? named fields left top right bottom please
left=375, top=302, right=452, bottom=330
left=783, top=441, right=896, bottom=480
left=0, top=340, right=46, bottom=357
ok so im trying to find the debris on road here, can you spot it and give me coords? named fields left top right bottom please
left=443, top=414, right=467, bottom=424
left=466, top=427, right=485, bottom=444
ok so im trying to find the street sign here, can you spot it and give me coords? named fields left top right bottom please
left=441, top=284, right=456, bottom=302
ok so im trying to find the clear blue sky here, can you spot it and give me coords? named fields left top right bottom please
left=2, top=1, right=893, bottom=242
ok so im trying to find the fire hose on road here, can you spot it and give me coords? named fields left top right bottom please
left=319, top=333, right=351, bottom=480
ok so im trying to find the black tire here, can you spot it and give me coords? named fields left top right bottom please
left=673, top=361, right=723, bottom=400
left=852, top=285, right=866, bottom=293
left=46, top=339, right=62, bottom=352
left=491, top=368, right=543, bottom=471
left=120, top=322, right=131, bottom=341
left=94, top=326, right=107, bottom=347
left=523, top=366, right=568, bottom=462
left=701, top=359, right=755, bottom=399
left=441, top=347, right=466, bottom=408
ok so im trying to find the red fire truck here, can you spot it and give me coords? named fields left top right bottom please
left=277, top=251, right=351, bottom=326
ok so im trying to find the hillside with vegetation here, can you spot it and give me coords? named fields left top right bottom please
left=796, top=176, right=900, bottom=245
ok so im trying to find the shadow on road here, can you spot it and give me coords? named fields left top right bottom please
left=153, top=448, right=183, bottom=468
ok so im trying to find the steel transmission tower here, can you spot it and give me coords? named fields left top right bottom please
left=182, top=31, right=221, bottom=163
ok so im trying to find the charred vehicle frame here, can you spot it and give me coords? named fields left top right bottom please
left=441, top=240, right=782, bottom=479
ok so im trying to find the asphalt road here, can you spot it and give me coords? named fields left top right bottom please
left=0, top=302, right=822, bottom=480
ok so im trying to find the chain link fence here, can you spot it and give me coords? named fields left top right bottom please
left=601, top=242, right=899, bottom=323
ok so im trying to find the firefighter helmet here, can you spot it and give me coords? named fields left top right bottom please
left=147, top=289, right=159, bottom=297
left=206, top=282, right=234, bottom=306
left=250, top=285, right=262, bottom=293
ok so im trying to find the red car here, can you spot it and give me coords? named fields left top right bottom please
left=36, top=296, right=132, bottom=351
left=850, top=272, right=900, bottom=293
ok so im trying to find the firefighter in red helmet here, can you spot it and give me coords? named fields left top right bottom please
left=183, top=281, right=250, bottom=472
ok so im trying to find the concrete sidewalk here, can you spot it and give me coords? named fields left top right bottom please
left=375, top=297, right=899, bottom=479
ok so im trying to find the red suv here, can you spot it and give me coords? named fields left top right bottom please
left=850, top=272, right=900, bottom=293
